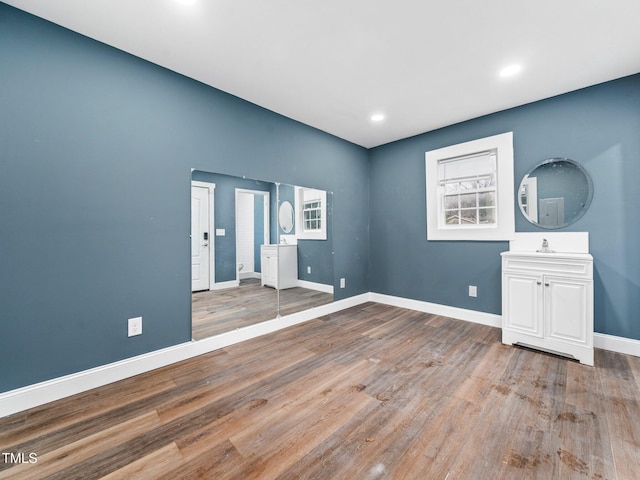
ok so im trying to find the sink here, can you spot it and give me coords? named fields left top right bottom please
left=506, top=232, right=590, bottom=256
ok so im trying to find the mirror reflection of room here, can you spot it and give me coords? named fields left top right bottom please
left=518, top=158, right=593, bottom=229
left=275, top=184, right=333, bottom=317
left=191, top=170, right=334, bottom=340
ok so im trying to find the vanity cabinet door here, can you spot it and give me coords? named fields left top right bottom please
left=261, top=246, right=278, bottom=287
left=276, top=245, right=298, bottom=289
left=545, top=276, right=591, bottom=345
left=503, top=272, right=543, bottom=338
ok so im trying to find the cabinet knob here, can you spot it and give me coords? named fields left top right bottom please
left=545, top=283, right=550, bottom=287
left=536, top=281, right=542, bottom=285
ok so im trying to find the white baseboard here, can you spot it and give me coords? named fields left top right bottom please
left=0, top=341, right=193, bottom=419
left=0, top=293, right=370, bottom=418
left=239, top=272, right=261, bottom=280
left=3, top=290, right=639, bottom=418
left=594, top=332, right=640, bottom=358
left=369, top=292, right=502, bottom=328
left=297, top=279, right=334, bottom=294
left=370, top=293, right=640, bottom=359
left=209, top=280, right=239, bottom=290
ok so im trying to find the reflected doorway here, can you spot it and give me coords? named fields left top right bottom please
left=235, top=189, right=270, bottom=285
left=191, top=181, right=215, bottom=292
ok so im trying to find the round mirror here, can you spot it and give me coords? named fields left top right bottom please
left=518, top=158, right=593, bottom=229
left=278, top=201, right=295, bottom=233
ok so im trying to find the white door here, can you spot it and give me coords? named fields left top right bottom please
left=191, top=185, right=210, bottom=292
left=260, top=246, right=278, bottom=288
left=236, top=192, right=255, bottom=279
left=539, top=197, right=565, bottom=227
left=545, top=276, right=590, bottom=344
left=503, top=272, right=544, bottom=338
left=235, top=189, right=270, bottom=282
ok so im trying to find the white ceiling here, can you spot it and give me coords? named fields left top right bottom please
left=5, top=0, right=640, bottom=148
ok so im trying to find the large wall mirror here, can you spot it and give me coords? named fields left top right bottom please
left=518, top=158, right=593, bottom=229
left=190, top=170, right=334, bottom=340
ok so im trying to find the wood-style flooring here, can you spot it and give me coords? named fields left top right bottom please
left=2, top=302, right=640, bottom=479
left=192, top=278, right=333, bottom=340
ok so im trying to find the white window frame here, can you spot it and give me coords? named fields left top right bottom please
left=425, top=132, right=515, bottom=241
left=294, top=186, right=327, bottom=240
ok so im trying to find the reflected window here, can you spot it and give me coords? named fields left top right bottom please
left=295, top=186, right=327, bottom=240
left=303, top=198, right=322, bottom=231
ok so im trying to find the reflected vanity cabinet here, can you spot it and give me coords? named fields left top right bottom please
left=501, top=252, right=594, bottom=366
left=261, top=244, right=298, bottom=289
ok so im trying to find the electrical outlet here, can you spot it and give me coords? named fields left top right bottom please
left=340, top=278, right=346, bottom=289
left=469, top=285, right=477, bottom=297
left=307, top=266, right=311, bottom=274
left=128, top=317, right=142, bottom=337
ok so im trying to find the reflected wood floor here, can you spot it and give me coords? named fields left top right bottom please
left=192, top=278, right=333, bottom=340
left=2, top=302, right=640, bottom=479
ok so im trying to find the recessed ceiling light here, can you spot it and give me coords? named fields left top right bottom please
left=176, top=0, right=197, bottom=5
left=499, top=64, right=522, bottom=77
left=371, top=113, right=385, bottom=122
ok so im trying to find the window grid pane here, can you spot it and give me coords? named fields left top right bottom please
left=303, top=200, right=322, bottom=232
left=439, top=152, right=497, bottom=227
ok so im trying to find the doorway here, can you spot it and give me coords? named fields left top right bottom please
left=235, top=189, right=270, bottom=283
left=191, top=181, right=215, bottom=292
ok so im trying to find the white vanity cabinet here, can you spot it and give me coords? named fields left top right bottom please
left=501, top=251, right=593, bottom=366
left=261, top=244, right=298, bottom=289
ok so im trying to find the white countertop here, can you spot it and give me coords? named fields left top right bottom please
left=501, top=250, right=592, bottom=260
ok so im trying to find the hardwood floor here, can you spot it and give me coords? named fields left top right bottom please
left=192, top=278, right=333, bottom=340
left=2, top=302, right=640, bottom=479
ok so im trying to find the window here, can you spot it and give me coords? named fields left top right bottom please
left=440, top=151, right=497, bottom=226
left=295, top=186, right=327, bottom=240
left=426, top=132, right=514, bottom=241
left=302, top=198, right=322, bottom=232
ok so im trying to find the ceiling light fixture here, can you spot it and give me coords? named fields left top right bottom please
left=499, top=64, right=522, bottom=77
left=371, top=113, right=385, bottom=122
left=176, top=0, right=197, bottom=5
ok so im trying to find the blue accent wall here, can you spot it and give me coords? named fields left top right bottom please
left=0, top=5, right=369, bottom=393
left=369, top=73, right=640, bottom=341
left=2, top=3, right=639, bottom=396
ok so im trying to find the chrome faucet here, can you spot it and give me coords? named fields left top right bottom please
left=537, top=238, right=554, bottom=253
